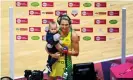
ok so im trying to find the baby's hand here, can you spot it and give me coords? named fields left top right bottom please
left=55, top=52, right=60, bottom=54
left=53, top=33, right=60, bottom=41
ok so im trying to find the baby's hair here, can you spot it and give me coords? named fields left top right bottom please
left=49, top=21, right=57, bottom=28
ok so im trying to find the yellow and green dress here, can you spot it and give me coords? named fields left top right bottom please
left=50, top=30, right=73, bottom=80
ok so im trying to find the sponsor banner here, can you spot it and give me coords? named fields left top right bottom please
left=42, top=11, right=53, bottom=14
left=71, top=19, right=80, bottom=24
left=81, top=27, right=93, bottom=33
left=95, top=12, right=106, bottom=15
left=68, top=2, right=80, bottom=7
left=81, top=11, right=93, bottom=16
left=42, top=35, right=46, bottom=40
left=109, top=19, right=118, bottom=24
left=55, top=10, right=67, bottom=16
left=16, top=35, right=28, bottom=40
left=31, top=2, right=39, bottom=7
left=95, top=2, right=106, bottom=7
left=16, top=28, right=28, bottom=31
left=16, top=18, right=28, bottom=24
left=94, top=19, right=106, bottom=24
left=108, top=11, right=119, bottom=16
left=83, top=2, right=92, bottom=7
left=71, top=10, right=78, bottom=17
left=42, top=19, right=54, bottom=24
left=74, top=29, right=80, bottom=31
left=31, top=36, right=40, bottom=40
left=94, top=36, right=106, bottom=41
left=108, top=28, right=119, bottom=33
left=42, top=2, right=54, bottom=7
left=83, top=36, right=91, bottom=41
left=16, top=1, right=28, bottom=7
left=29, top=10, right=41, bottom=15
left=29, top=27, right=41, bottom=32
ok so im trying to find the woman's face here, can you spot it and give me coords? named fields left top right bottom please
left=60, top=19, right=70, bottom=33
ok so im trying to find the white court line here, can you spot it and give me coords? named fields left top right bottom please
left=14, top=54, right=133, bottom=79
left=94, top=54, right=133, bottom=63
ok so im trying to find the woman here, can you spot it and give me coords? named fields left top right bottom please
left=45, top=15, right=79, bottom=80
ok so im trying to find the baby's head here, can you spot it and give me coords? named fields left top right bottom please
left=49, top=21, right=58, bottom=33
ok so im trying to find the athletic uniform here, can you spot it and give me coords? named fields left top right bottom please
left=50, top=30, right=73, bottom=80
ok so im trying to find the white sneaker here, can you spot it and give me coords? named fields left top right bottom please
left=43, top=67, right=49, bottom=73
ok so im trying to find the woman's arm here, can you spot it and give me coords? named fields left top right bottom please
left=55, top=43, right=63, bottom=53
left=68, top=31, right=79, bottom=56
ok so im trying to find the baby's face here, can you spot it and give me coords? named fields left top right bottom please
left=49, top=24, right=58, bottom=33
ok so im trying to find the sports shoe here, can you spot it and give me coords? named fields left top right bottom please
left=62, top=68, right=68, bottom=79
left=46, top=64, right=52, bottom=72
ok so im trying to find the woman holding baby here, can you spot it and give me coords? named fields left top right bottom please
left=45, top=14, right=79, bottom=80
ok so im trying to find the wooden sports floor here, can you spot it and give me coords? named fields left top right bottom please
left=1, top=0, right=133, bottom=77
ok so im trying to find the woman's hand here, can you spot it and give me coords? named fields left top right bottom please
left=51, top=52, right=60, bottom=59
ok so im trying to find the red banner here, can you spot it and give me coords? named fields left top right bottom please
left=95, top=2, right=106, bottom=7
left=16, top=35, right=28, bottom=40
left=42, top=2, right=54, bottom=7
left=81, top=11, right=93, bottom=16
left=108, top=28, right=119, bottom=33
left=95, top=19, right=106, bottom=24
left=81, top=27, right=93, bottom=33
left=29, top=10, right=41, bottom=15
left=68, top=2, right=80, bottom=7
left=29, top=27, right=41, bottom=32
left=94, top=36, right=106, bottom=41
left=108, top=11, right=119, bottom=16
left=71, top=19, right=80, bottom=24
left=42, top=19, right=54, bottom=24
left=16, top=1, right=28, bottom=7
left=16, top=18, right=28, bottom=24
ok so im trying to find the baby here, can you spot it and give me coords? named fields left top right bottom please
left=45, top=21, right=61, bottom=73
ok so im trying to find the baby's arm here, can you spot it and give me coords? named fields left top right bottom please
left=53, top=33, right=63, bottom=53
